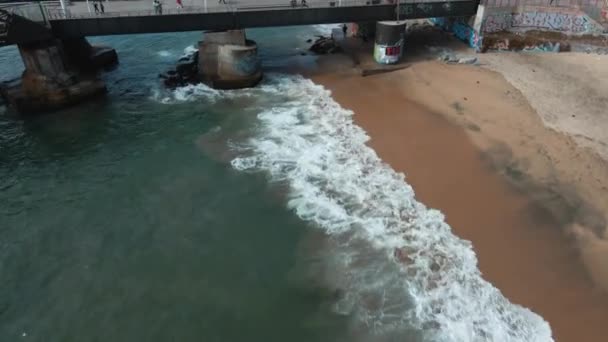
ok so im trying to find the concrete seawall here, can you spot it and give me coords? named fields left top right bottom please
left=431, top=0, right=608, bottom=51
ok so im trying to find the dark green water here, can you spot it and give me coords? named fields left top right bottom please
left=0, top=28, right=349, bottom=341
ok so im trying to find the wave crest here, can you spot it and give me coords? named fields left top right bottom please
left=231, top=74, right=553, bottom=342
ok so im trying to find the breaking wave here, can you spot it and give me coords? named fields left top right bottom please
left=230, top=75, right=553, bottom=342
left=152, top=73, right=553, bottom=341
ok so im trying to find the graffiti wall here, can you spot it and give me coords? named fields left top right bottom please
left=483, top=7, right=605, bottom=34
left=430, top=17, right=482, bottom=49
left=431, top=2, right=606, bottom=53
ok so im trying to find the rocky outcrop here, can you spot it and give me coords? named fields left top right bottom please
left=159, top=51, right=200, bottom=88
left=62, top=37, right=119, bottom=71
left=309, top=36, right=342, bottom=54
left=2, top=70, right=106, bottom=113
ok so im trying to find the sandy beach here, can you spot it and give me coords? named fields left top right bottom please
left=311, top=28, right=608, bottom=341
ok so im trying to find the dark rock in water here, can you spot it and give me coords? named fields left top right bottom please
left=161, top=51, right=200, bottom=89
left=176, top=61, right=196, bottom=76
left=306, top=39, right=312, bottom=43
left=163, top=74, right=183, bottom=88
left=309, top=36, right=341, bottom=55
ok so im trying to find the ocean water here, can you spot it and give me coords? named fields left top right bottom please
left=0, top=26, right=553, bottom=341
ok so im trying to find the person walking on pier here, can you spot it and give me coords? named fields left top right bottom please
left=153, top=0, right=163, bottom=14
left=176, top=0, right=183, bottom=9
left=93, top=2, right=99, bottom=14
left=218, top=0, right=227, bottom=4
left=99, top=1, right=105, bottom=14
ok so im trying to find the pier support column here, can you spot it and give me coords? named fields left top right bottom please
left=373, top=21, right=406, bottom=64
left=198, top=30, right=262, bottom=89
left=1, top=38, right=117, bottom=113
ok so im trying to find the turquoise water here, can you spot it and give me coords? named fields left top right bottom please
left=0, top=28, right=351, bottom=341
left=0, top=26, right=554, bottom=342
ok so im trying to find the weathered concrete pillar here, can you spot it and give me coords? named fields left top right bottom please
left=61, top=37, right=119, bottom=71
left=1, top=38, right=118, bottom=113
left=198, top=30, right=262, bottom=90
left=373, top=21, right=406, bottom=64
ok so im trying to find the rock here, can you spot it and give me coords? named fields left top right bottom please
left=306, top=39, right=312, bottom=43
left=90, top=45, right=119, bottom=70
left=309, top=36, right=340, bottom=55
left=163, top=74, right=183, bottom=88
left=2, top=70, right=106, bottom=113
left=176, top=61, right=196, bottom=76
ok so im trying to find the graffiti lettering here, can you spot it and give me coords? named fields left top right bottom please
left=483, top=10, right=602, bottom=34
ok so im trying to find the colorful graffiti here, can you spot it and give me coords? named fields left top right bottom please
left=430, top=18, right=482, bottom=49
left=483, top=10, right=604, bottom=34
left=483, top=37, right=564, bottom=52
left=453, top=20, right=482, bottom=48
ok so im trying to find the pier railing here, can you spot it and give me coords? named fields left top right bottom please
left=3, top=0, right=473, bottom=21
left=0, top=1, right=63, bottom=24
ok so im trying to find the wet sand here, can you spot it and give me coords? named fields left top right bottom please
left=312, top=58, right=608, bottom=341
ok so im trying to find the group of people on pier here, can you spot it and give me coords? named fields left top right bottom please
left=92, top=0, right=105, bottom=14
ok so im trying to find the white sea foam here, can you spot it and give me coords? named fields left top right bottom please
left=227, top=74, right=554, bottom=342
left=313, top=24, right=340, bottom=37
left=149, top=73, right=553, bottom=340
left=182, top=45, right=198, bottom=57
left=157, top=50, right=173, bottom=58
left=150, top=83, right=222, bottom=104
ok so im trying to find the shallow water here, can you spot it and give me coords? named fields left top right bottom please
left=0, top=26, right=553, bottom=341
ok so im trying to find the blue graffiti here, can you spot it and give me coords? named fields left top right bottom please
left=430, top=18, right=481, bottom=49
left=235, top=53, right=259, bottom=75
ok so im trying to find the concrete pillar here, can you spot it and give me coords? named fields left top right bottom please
left=1, top=39, right=109, bottom=113
left=61, top=37, right=119, bottom=71
left=198, top=30, right=262, bottom=90
left=373, top=21, right=406, bottom=64
left=471, top=4, right=486, bottom=51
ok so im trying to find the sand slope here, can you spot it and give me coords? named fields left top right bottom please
left=313, top=52, right=608, bottom=342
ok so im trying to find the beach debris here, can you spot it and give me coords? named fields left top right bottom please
left=438, top=53, right=459, bottom=63
left=457, top=56, right=478, bottom=65
left=309, top=36, right=342, bottom=55
left=438, top=53, right=478, bottom=65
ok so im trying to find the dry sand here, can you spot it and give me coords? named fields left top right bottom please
left=310, top=33, right=608, bottom=341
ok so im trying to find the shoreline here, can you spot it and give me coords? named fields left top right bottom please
left=310, top=43, right=608, bottom=340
